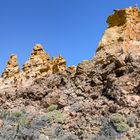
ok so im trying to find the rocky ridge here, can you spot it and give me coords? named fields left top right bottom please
left=0, top=5, right=140, bottom=140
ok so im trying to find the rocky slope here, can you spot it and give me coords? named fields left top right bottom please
left=0, top=5, right=140, bottom=140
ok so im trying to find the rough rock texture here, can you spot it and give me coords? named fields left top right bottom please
left=22, top=44, right=66, bottom=82
left=0, top=44, right=66, bottom=88
left=22, top=44, right=50, bottom=77
left=51, top=55, right=66, bottom=74
left=1, top=5, right=140, bottom=140
left=0, top=55, right=20, bottom=89
left=2, top=54, right=20, bottom=79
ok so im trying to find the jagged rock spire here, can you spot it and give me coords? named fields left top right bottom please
left=1, top=54, right=20, bottom=79
left=22, top=44, right=51, bottom=78
left=22, top=44, right=50, bottom=72
left=22, top=44, right=66, bottom=80
left=30, top=44, right=50, bottom=61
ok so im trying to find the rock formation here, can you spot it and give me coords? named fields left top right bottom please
left=2, top=54, right=20, bottom=79
left=0, top=44, right=67, bottom=87
left=0, top=55, right=20, bottom=88
left=22, top=44, right=66, bottom=82
left=51, top=55, right=66, bottom=74
left=0, top=5, right=140, bottom=140
left=22, top=44, right=51, bottom=80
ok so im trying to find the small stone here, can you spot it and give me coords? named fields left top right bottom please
left=39, top=134, right=49, bottom=140
left=0, top=119, right=4, bottom=128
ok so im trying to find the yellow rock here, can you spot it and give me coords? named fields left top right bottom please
left=21, top=44, right=66, bottom=80
left=1, top=54, right=20, bottom=79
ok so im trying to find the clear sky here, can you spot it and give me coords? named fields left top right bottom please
left=0, top=0, right=140, bottom=74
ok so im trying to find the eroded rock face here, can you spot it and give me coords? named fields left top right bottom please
left=2, top=55, right=20, bottom=79
left=51, top=55, right=66, bottom=74
left=0, top=44, right=67, bottom=86
left=22, top=44, right=51, bottom=79
left=1, top=5, right=140, bottom=140
left=97, top=5, right=140, bottom=53
left=0, top=55, right=20, bottom=88
left=21, top=44, right=66, bottom=82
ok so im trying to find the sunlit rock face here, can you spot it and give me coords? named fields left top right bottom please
left=0, top=44, right=67, bottom=87
left=21, top=44, right=66, bottom=82
left=1, top=6, right=140, bottom=140
left=21, top=44, right=51, bottom=81
left=96, top=6, right=140, bottom=56
left=0, top=55, right=20, bottom=88
left=2, top=55, right=20, bottom=79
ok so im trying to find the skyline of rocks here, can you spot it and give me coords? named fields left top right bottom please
left=0, top=5, right=140, bottom=139
left=0, top=44, right=67, bottom=88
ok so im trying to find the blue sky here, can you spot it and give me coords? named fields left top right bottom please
left=0, top=0, right=140, bottom=74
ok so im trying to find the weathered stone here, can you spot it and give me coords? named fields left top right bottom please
left=1, top=54, right=20, bottom=79
left=21, top=44, right=66, bottom=82
left=22, top=44, right=51, bottom=78
left=51, top=55, right=66, bottom=73
left=1, top=5, right=140, bottom=140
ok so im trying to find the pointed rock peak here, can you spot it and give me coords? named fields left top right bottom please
left=22, top=46, right=67, bottom=79
left=22, top=44, right=51, bottom=77
left=8, top=54, right=18, bottom=66
left=1, top=54, right=20, bottom=79
left=33, top=44, right=43, bottom=51
left=30, top=44, right=50, bottom=60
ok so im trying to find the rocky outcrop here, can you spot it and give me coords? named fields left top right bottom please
left=0, top=55, right=20, bottom=88
left=22, top=44, right=66, bottom=80
left=97, top=5, right=140, bottom=53
left=0, top=44, right=67, bottom=87
left=51, top=55, right=66, bottom=74
left=2, top=54, right=20, bottom=79
left=1, top=5, right=140, bottom=140
left=22, top=44, right=51, bottom=80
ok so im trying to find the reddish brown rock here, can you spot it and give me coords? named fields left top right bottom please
left=1, top=5, right=140, bottom=140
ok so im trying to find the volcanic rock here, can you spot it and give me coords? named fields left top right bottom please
left=2, top=54, right=20, bottom=79
left=0, top=5, right=140, bottom=140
